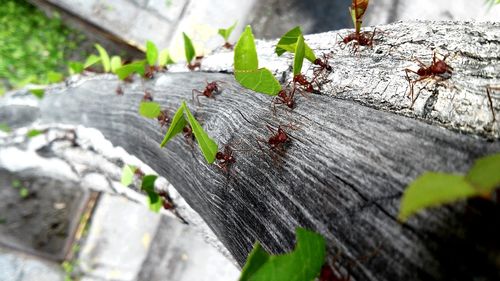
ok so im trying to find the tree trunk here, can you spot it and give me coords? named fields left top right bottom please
left=1, top=20, right=500, bottom=281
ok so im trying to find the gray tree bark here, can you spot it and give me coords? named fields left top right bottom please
left=1, top=21, right=500, bottom=280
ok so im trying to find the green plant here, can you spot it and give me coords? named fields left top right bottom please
left=218, top=21, right=238, bottom=48
left=234, top=26, right=281, bottom=95
left=399, top=153, right=500, bottom=221
left=160, top=102, right=218, bottom=164
left=239, top=228, right=325, bottom=281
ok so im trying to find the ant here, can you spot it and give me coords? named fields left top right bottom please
left=192, top=80, right=225, bottom=105
left=142, top=90, right=154, bottom=101
left=223, top=42, right=234, bottom=50
left=486, top=85, right=499, bottom=122
left=158, top=190, right=174, bottom=210
left=273, top=88, right=296, bottom=111
left=157, top=109, right=170, bottom=127
left=256, top=124, right=291, bottom=158
left=340, top=29, right=377, bottom=53
left=183, top=125, right=195, bottom=146
left=116, top=85, right=123, bottom=95
left=144, top=65, right=165, bottom=79
left=293, top=74, right=314, bottom=93
left=313, top=54, right=333, bottom=76
left=215, top=145, right=236, bottom=173
left=404, top=52, right=453, bottom=105
left=187, top=55, right=204, bottom=71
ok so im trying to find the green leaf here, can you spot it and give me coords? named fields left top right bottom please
left=234, top=26, right=281, bottom=96
left=115, top=61, right=146, bottom=80
left=47, top=71, right=63, bottom=83
left=160, top=104, right=187, bottom=147
left=29, top=88, right=45, bottom=99
left=183, top=32, right=195, bottom=63
left=398, top=172, right=478, bottom=221
left=182, top=102, right=218, bottom=164
left=121, top=165, right=137, bottom=187
left=466, top=153, right=500, bottom=193
left=19, top=187, right=29, bottom=198
left=11, top=180, right=21, bottom=188
left=293, top=35, right=305, bottom=76
left=141, top=175, right=158, bottom=193
left=139, top=102, right=162, bottom=119
left=147, top=192, right=162, bottom=213
left=27, top=129, right=43, bottom=138
left=218, top=21, right=238, bottom=41
left=68, top=61, right=84, bottom=74
left=95, top=44, right=111, bottom=72
left=239, top=228, right=326, bottom=281
left=0, top=123, right=11, bottom=133
left=275, top=26, right=316, bottom=62
left=110, top=56, right=122, bottom=73
left=158, top=49, right=175, bottom=67
left=146, top=40, right=158, bottom=66
left=84, top=54, right=101, bottom=68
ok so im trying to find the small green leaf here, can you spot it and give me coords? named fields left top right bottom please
left=29, top=88, right=45, bottom=99
left=139, top=102, right=162, bottom=119
left=466, top=153, right=500, bottom=193
left=399, top=172, right=478, bottom=221
left=121, top=165, right=137, bottom=187
left=183, top=32, right=196, bottom=63
left=147, top=192, right=162, bottom=213
left=68, top=61, right=84, bottom=74
left=182, top=102, right=218, bottom=164
left=47, top=71, right=63, bottom=83
left=95, top=44, right=111, bottom=72
left=84, top=54, right=101, bottom=68
left=293, top=35, right=305, bottom=76
left=0, top=123, right=11, bottom=133
left=19, top=187, right=29, bottom=198
left=158, top=49, right=175, bottom=67
left=275, top=26, right=316, bottom=62
left=239, top=228, right=326, bottom=281
left=11, top=180, right=21, bottom=188
left=234, top=26, right=281, bottom=96
left=218, top=21, right=238, bottom=42
left=115, top=61, right=146, bottom=80
left=146, top=40, right=158, bottom=66
left=110, top=56, right=122, bottom=73
left=27, top=129, right=43, bottom=138
left=160, top=105, right=187, bottom=147
left=141, top=175, right=158, bottom=193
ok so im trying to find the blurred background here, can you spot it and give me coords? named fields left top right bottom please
left=0, top=1, right=499, bottom=281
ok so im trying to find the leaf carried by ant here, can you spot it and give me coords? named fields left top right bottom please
left=183, top=32, right=196, bottom=64
left=234, top=26, right=281, bottom=96
left=29, top=88, right=45, bottom=99
left=158, top=49, right=175, bottom=67
left=182, top=102, right=218, bottom=164
left=398, top=172, right=477, bottom=222
left=110, top=56, right=122, bottom=73
left=47, top=71, right=63, bottom=83
left=160, top=105, right=187, bottom=147
left=139, top=101, right=162, bottom=119
left=293, top=35, right=305, bottom=76
left=141, top=174, right=162, bottom=213
left=239, top=228, right=326, bottom=281
left=275, top=26, right=316, bottom=63
left=465, top=153, right=500, bottom=193
left=95, top=44, right=111, bottom=72
left=115, top=61, right=146, bottom=80
left=146, top=40, right=158, bottom=66
left=349, top=0, right=369, bottom=33
left=218, top=21, right=238, bottom=42
left=147, top=193, right=162, bottom=213
left=121, top=165, right=137, bottom=187
left=141, top=174, right=157, bottom=193
left=84, top=54, right=101, bottom=69
left=68, top=61, right=84, bottom=75
left=27, top=129, right=43, bottom=138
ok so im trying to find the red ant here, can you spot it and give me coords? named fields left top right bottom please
left=319, top=264, right=351, bottom=281
left=486, top=85, right=499, bottom=122
left=157, top=110, right=170, bottom=127
left=312, top=53, right=334, bottom=82
left=116, top=86, right=123, bottom=95
left=273, top=88, right=296, bottom=111
left=256, top=124, right=291, bottom=157
left=142, top=90, right=154, bottom=101
left=187, top=55, right=204, bottom=70
left=223, top=42, right=234, bottom=49
left=215, top=145, right=236, bottom=173
left=183, top=125, right=195, bottom=145
left=340, top=29, right=377, bottom=52
left=144, top=65, right=165, bottom=79
left=192, top=80, right=225, bottom=105
left=158, top=190, right=174, bottom=210
left=293, top=74, right=314, bottom=93
left=404, top=52, right=453, bottom=105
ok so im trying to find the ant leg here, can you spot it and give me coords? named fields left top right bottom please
left=265, top=124, right=277, bottom=134
left=192, top=89, right=202, bottom=105
left=486, top=86, right=497, bottom=122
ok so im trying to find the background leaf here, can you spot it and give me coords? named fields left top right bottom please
left=0, top=124, right=11, bottom=133
left=183, top=32, right=195, bottom=63
left=68, top=61, right=84, bottom=74
left=29, top=88, right=45, bottom=99
left=139, top=101, right=162, bottom=119
left=160, top=105, right=187, bottom=147
left=110, top=56, right=122, bottom=73
left=158, top=49, right=175, bottom=67
left=27, top=129, right=43, bottom=138
left=84, top=54, right=101, bottom=69
left=218, top=21, right=237, bottom=41
left=47, top=71, right=63, bottom=83
left=466, top=153, right=500, bottom=193
left=293, top=35, right=305, bottom=76
left=239, top=228, right=326, bottom=281
left=275, top=26, right=316, bottom=62
left=399, top=172, right=477, bottom=221
left=95, top=44, right=111, bottom=72
left=121, top=165, right=137, bottom=187
left=115, top=61, right=146, bottom=80
left=146, top=40, right=158, bottom=66
left=182, top=102, right=218, bottom=164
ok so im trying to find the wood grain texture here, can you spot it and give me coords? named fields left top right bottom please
left=2, top=20, right=500, bottom=281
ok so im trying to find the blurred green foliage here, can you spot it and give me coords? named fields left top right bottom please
left=0, top=0, right=86, bottom=90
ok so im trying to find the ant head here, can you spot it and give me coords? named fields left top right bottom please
left=216, top=151, right=225, bottom=160
left=326, top=65, right=332, bottom=71
left=183, top=126, right=191, bottom=133
left=278, top=89, right=287, bottom=98
left=287, top=100, right=295, bottom=108
left=417, top=68, right=427, bottom=76
left=314, top=58, right=322, bottom=65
